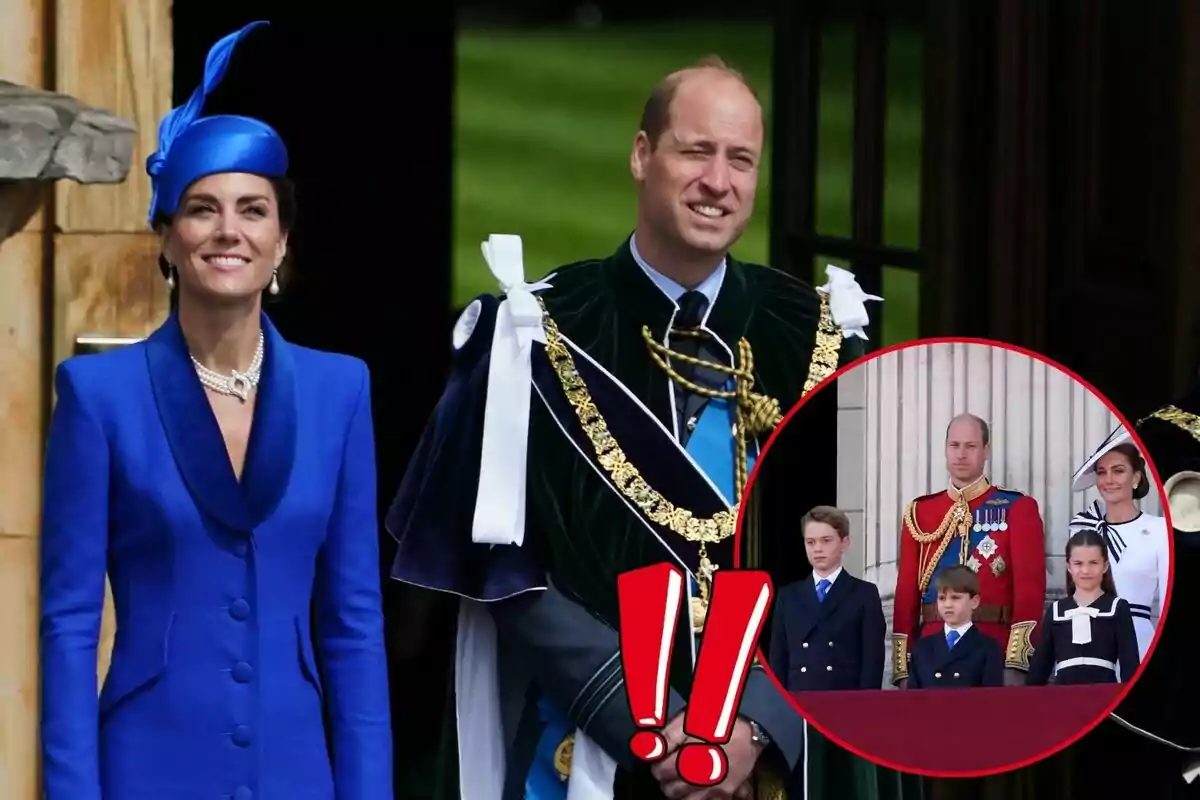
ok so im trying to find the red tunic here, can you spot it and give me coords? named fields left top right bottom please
left=891, top=481, right=1046, bottom=683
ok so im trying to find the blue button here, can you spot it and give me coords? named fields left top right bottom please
left=233, top=541, right=248, bottom=558
left=229, top=599, right=251, bottom=621
left=234, top=787, right=252, bottom=800
left=232, top=724, right=252, bottom=747
left=232, top=661, right=253, bottom=683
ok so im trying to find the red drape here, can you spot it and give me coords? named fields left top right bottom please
left=793, top=684, right=1122, bottom=775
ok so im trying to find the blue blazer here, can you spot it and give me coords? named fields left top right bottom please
left=39, top=312, right=393, bottom=800
left=767, top=571, right=886, bottom=692
left=908, top=625, right=1004, bottom=689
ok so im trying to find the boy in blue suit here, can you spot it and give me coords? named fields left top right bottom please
left=768, top=506, right=886, bottom=692
left=767, top=506, right=887, bottom=800
left=908, top=565, right=1005, bottom=689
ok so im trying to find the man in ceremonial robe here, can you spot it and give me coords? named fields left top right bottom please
left=384, top=58, right=897, bottom=799
left=891, top=414, right=1046, bottom=688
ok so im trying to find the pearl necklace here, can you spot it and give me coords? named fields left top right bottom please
left=191, top=332, right=265, bottom=402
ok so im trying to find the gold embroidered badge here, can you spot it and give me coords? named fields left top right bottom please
left=554, top=734, right=574, bottom=781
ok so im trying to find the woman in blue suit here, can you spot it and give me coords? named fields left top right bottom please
left=39, top=22, right=393, bottom=800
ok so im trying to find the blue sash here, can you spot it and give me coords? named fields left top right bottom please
left=682, top=384, right=758, bottom=599
left=525, top=382, right=750, bottom=799
left=526, top=695, right=573, bottom=799
left=685, top=385, right=758, bottom=506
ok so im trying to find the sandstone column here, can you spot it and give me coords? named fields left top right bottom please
left=0, top=3, right=168, bottom=797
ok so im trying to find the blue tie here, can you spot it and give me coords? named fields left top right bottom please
left=816, top=579, right=831, bottom=603
left=946, top=630, right=960, bottom=648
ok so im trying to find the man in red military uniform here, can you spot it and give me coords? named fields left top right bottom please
left=891, top=413, right=1047, bottom=687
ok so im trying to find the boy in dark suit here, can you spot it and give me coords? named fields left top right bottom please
left=768, top=505, right=887, bottom=692
left=908, top=564, right=1005, bottom=689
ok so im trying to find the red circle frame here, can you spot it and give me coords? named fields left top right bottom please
left=734, top=335, right=1177, bottom=779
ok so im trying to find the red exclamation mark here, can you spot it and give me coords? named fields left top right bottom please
left=617, top=562, right=685, bottom=762
left=677, top=569, right=773, bottom=786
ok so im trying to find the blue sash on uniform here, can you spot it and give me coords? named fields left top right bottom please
left=526, top=695, right=573, bottom=800
left=682, top=384, right=757, bottom=602
left=524, top=381, right=751, bottom=799
left=685, top=386, right=757, bottom=506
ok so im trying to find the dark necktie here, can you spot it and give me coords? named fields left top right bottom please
left=670, top=292, right=727, bottom=442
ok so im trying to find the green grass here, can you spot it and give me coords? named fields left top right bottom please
left=452, top=22, right=923, bottom=345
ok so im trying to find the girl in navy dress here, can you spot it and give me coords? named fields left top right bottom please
left=1027, top=529, right=1140, bottom=686
left=38, top=22, right=393, bottom=800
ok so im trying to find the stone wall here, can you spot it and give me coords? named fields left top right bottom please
left=0, top=1, right=170, bottom=795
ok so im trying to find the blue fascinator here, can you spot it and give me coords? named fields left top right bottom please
left=146, top=20, right=288, bottom=227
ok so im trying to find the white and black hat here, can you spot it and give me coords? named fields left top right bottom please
left=1072, top=426, right=1133, bottom=493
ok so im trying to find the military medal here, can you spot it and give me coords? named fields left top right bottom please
left=909, top=478, right=993, bottom=596
left=692, top=550, right=719, bottom=633
left=998, top=508, right=1008, bottom=531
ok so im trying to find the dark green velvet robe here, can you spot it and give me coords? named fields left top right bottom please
left=388, top=237, right=923, bottom=799
left=526, top=239, right=855, bottom=677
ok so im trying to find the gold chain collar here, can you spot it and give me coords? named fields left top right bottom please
left=539, top=298, right=740, bottom=543
left=537, top=290, right=842, bottom=772
left=535, top=293, right=843, bottom=631
left=640, top=324, right=782, bottom=507
left=533, top=292, right=843, bottom=537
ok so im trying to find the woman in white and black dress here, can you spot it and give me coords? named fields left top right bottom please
left=1027, top=529, right=1141, bottom=686
left=1069, top=428, right=1170, bottom=661
left=1064, top=393, right=1200, bottom=798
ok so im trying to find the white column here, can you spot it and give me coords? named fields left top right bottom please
left=837, top=364, right=868, bottom=577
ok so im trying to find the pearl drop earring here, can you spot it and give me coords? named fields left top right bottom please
left=268, top=270, right=280, bottom=295
left=165, top=265, right=176, bottom=290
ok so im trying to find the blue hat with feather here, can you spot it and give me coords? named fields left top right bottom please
left=145, top=21, right=288, bottom=227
